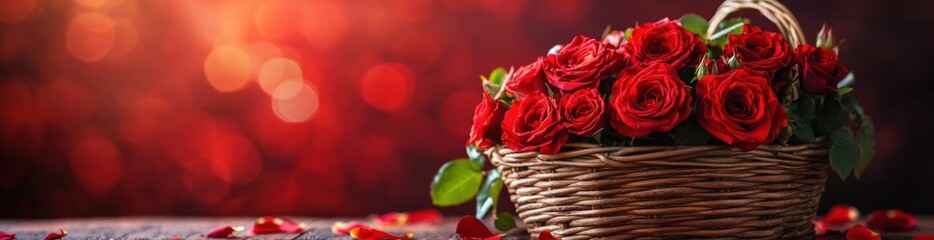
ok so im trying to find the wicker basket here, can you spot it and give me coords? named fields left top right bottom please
left=488, top=1, right=830, bottom=239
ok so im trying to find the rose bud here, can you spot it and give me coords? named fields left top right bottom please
left=795, top=44, right=848, bottom=95
left=609, top=63, right=692, bottom=137
left=723, top=25, right=792, bottom=73
left=867, top=209, right=918, bottom=232
left=624, top=18, right=706, bottom=69
left=846, top=224, right=881, bottom=240
left=466, top=93, right=506, bottom=151
left=602, top=30, right=627, bottom=53
left=501, top=92, right=569, bottom=154
left=560, top=88, right=607, bottom=137
left=915, top=234, right=934, bottom=240
left=821, top=204, right=860, bottom=226
left=505, top=58, right=548, bottom=100
left=543, top=35, right=626, bottom=92
left=696, top=68, right=788, bottom=151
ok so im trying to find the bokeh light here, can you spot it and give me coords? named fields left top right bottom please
left=258, top=57, right=302, bottom=95
left=203, top=45, right=252, bottom=92
left=66, top=12, right=115, bottom=62
left=68, top=128, right=123, bottom=196
left=360, top=63, right=414, bottom=113
left=272, top=80, right=319, bottom=123
left=0, top=0, right=912, bottom=218
left=0, top=0, right=37, bottom=24
left=36, top=79, right=96, bottom=130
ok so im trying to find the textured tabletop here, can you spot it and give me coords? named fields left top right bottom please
left=1, top=217, right=933, bottom=239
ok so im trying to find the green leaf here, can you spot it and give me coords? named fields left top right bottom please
left=671, top=122, right=711, bottom=145
left=624, top=28, right=633, bottom=40
left=475, top=169, right=503, bottom=219
left=465, top=145, right=486, bottom=168
left=829, top=127, right=858, bottom=180
left=482, top=67, right=508, bottom=99
left=837, top=87, right=854, bottom=96
left=816, top=97, right=845, bottom=135
left=708, top=18, right=747, bottom=48
left=793, top=118, right=817, bottom=143
left=494, top=212, right=517, bottom=232
left=431, top=159, right=484, bottom=206
left=677, top=67, right=697, bottom=85
left=796, top=94, right=817, bottom=122
left=680, top=13, right=708, bottom=38
left=854, top=117, right=875, bottom=178
left=708, top=21, right=744, bottom=41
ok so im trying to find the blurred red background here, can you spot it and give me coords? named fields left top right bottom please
left=1, top=0, right=933, bottom=218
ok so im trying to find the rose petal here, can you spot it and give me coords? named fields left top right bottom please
left=846, top=224, right=881, bottom=240
left=206, top=226, right=244, bottom=238
left=456, top=216, right=496, bottom=239
left=332, top=221, right=370, bottom=235
left=349, top=226, right=413, bottom=240
left=539, top=230, right=561, bottom=240
left=374, top=209, right=442, bottom=227
left=821, top=204, right=860, bottom=226
left=0, top=231, right=15, bottom=240
left=915, top=234, right=934, bottom=240
left=813, top=220, right=826, bottom=236
left=171, top=237, right=182, bottom=240
left=867, top=209, right=918, bottom=232
left=43, top=229, right=67, bottom=240
left=252, top=216, right=305, bottom=234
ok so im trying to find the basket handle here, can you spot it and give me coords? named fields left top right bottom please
left=706, top=0, right=806, bottom=47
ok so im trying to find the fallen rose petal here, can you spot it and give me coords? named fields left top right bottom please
left=252, top=216, right=304, bottom=234
left=867, top=209, right=917, bottom=232
left=846, top=224, right=881, bottom=240
left=349, top=226, right=413, bottom=240
left=374, top=209, right=442, bottom=227
left=456, top=216, right=497, bottom=240
left=206, top=226, right=244, bottom=238
left=332, top=221, right=370, bottom=235
left=539, top=230, right=561, bottom=240
left=43, top=229, right=67, bottom=240
left=0, top=231, right=14, bottom=240
left=813, top=220, right=826, bottom=236
left=915, top=234, right=934, bottom=240
left=822, top=204, right=859, bottom=226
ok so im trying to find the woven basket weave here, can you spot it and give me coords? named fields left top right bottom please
left=489, top=1, right=829, bottom=239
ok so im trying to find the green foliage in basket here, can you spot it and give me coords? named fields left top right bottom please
left=430, top=13, right=875, bottom=225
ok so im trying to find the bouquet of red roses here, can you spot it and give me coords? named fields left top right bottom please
left=431, top=2, right=874, bottom=238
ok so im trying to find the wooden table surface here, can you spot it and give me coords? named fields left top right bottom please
left=1, top=217, right=933, bottom=239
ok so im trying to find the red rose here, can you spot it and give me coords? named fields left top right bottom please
left=609, top=63, right=692, bottom=137
left=560, top=88, right=607, bottom=136
left=624, top=19, right=706, bottom=69
left=796, top=44, right=849, bottom=94
left=501, top=92, right=568, bottom=154
left=466, top=93, right=505, bottom=150
left=543, top=35, right=625, bottom=92
left=724, top=25, right=792, bottom=73
left=505, top=57, right=548, bottom=100
left=696, top=68, right=788, bottom=151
